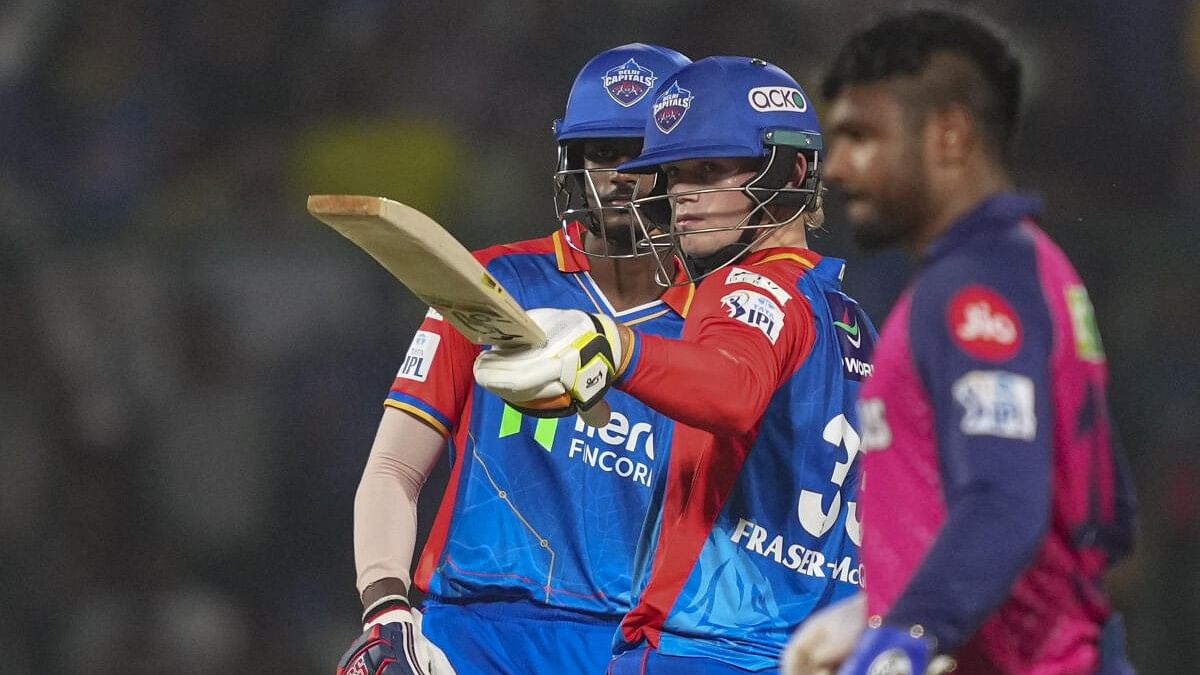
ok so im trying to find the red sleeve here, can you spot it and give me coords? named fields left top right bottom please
left=619, top=264, right=815, bottom=436
left=386, top=308, right=481, bottom=438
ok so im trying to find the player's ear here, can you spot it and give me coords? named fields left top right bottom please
left=789, top=152, right=809, bottom=187
left=930, top=103, right=974, bottom=166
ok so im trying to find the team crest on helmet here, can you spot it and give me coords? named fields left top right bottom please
left=602, top=58, right=657, bottom=107
left=653, top=82, right=693, bottom=134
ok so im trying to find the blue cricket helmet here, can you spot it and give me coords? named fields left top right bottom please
left=555, top=43, right=692, bottom=141
left=553, top=43, right=691, bottom=260
left=619, top=56, right=822, bottom=172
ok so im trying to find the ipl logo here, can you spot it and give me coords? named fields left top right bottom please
left=602, top=58, right=656, bottom=107
left=653, top=81, right=693, bottom=134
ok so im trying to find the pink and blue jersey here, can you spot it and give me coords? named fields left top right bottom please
left=614, top=248, right=877, bottom=671
left=857, top=193, right=1135, bottom=673
left=388, top=222, right=692, bottom=617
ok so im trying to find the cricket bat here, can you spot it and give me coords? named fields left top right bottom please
left=307, top=195, right=610, bottom=427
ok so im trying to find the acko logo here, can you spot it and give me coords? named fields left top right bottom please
left=747, top=86, right=807, bottom=113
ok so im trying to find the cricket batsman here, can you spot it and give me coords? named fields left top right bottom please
left=474, top=56, right=878, bottom=673
left=336, top=44, right=693, bottom=675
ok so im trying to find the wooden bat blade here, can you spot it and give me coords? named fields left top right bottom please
left=307, top=195, right=545, bottom=348
left=307, top=194, right=611, bottom=427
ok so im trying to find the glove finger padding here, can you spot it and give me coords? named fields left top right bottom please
left=473, top=308, right=628, bottom=416
left=473, top=348, right=568, bottom=403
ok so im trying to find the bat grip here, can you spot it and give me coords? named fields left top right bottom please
left=519, top=393, right=610, bottom=428
left=577, top=400, right=611, bottom=428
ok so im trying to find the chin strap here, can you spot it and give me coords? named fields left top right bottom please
left=685, top=227, right=759, bottom=279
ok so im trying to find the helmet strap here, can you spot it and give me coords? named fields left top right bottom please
left=684, top=227, right=759, bottom=279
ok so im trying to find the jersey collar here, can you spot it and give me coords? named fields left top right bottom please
left=553, top=221, right=695, bottom=318
left=738, top=246, right=822, bottom=270
left=924, top=192, right=1043, bottom=263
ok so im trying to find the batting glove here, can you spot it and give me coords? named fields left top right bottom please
left=781, top=593, right=865, bottom=675
left=473, top=308, right=629, bottom=417
left=336, top=595, right=456, bottom=675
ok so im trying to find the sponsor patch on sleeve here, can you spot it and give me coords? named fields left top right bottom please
left=720, top=290, right=784, bottom=343
left=726, top=267, right=791, bottom=305
left=947, top=285, right=1022, bottom=361
left=1065, top=285, right=1105, bottom=362
left=397, top=330, right=441, bottom=382
left=952, top=370, right=1036, bottom=440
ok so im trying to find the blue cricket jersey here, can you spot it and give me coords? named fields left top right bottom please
left=615, top=248, right=878, bottom=670
left=387, top=222, right=692, bottom=617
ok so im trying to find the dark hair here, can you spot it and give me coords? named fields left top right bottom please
left=822, top=9, right=1022, bottom=160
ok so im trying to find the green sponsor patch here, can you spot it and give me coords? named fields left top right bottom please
left=1066, top=285, right=1105, bottom=362
left=499, top=404, right=560, bottom=451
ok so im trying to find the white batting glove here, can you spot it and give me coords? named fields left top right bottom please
left=473, top=308, right=628, bottom=415
left=337, top=595, right=456, bottom=674
left=781, top=593, right=866, bottom=675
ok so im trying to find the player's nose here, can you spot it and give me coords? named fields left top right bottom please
left=821, top=145, right=849, bottom=185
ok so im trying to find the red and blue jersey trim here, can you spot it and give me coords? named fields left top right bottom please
left=385, top=392, right=453, bottom=439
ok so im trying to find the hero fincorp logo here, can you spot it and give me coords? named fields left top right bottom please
left=602, top=58, right=657, bottom=107
left=499, top=407, right=658, bottom=487
left=747, top=86, right=807, bottom=113
left=653, top=81, right=693, bottom=134
left=567, top=411, right=657, bottom=487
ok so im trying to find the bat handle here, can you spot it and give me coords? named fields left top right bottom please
left=577, top=400, right=611, bottom=428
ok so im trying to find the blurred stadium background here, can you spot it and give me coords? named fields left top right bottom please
left=0, top=1, right=1196, bottom=672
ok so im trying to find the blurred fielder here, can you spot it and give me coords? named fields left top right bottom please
left=784, top=10, right=1136, bottom=675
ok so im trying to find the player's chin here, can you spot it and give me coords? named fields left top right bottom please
left=850, top=219, right=903, bottom=252
left=681, top=236, right=729, bottom=259
left=596, top=223, right=639, bottom=247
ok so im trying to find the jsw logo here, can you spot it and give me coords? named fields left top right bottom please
left=843, top=357, right=873, bottom=377
left=572, top=411, right=655, bottom=460
left=957, top=301, right=1017, bottom=344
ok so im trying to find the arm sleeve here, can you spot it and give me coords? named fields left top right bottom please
left=619, top=269, right=815, bottom=436
left=886, top=258, right=1055, bottom=651
left=354, top=407, right=446, bottom=594
left=355, top=311, right=478, bottom=594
